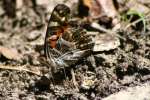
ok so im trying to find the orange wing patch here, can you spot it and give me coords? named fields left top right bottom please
left=48, top=25, right=69, bottom=48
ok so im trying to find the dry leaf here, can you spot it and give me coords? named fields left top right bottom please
left=81, top=0, right=119, bottom=25
left=98, top=0, right=118, bottom=18
left=0, top=46, right=22, bottom=61
left=93, top=33, right=120, bottom=52
left=82, top=0, right=101, bottom=17
left=127, top=0, right=150, bottom=14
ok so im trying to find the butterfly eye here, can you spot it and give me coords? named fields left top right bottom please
left=59, top=10, right=63, bottom=14
left=61, top=17, right=66, bottom=21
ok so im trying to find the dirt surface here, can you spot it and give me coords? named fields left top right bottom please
left=103, top=83, right=150, bottom=100
left=0, top=0, right=150, bottom=100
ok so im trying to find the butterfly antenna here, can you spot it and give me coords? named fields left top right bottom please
left=50, top=72, right=56, bottom=86
left=63, top=67, right=67, bottom=80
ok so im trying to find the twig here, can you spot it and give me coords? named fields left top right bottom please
left=71, top=68, right=79, bottom=91
left=91, top=22, right=126, bottom=40
left=125, top=13, right=150, bottom=31
left=125, top=18, right=144, bottom=30
left=0, top=64, right=42, bottom=76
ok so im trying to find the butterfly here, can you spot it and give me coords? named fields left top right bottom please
left=44, top=4, right=94, bottom=73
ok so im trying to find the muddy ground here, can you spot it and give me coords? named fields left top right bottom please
left=0, top=0, right=150, bottom=100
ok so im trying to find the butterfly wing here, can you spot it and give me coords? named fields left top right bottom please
left=44, top=4, right=94, bottom=72
left=44, top=4, right=70, bottom=59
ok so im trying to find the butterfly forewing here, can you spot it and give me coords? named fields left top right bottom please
left=44, top=4, right=71, bottom=58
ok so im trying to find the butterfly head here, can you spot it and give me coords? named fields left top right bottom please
left=53, top=4, right=70, bottom=23
left=54, top=4, right=70, bottom=16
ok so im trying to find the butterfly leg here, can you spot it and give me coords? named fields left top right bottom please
left=71, top=68, right=79, bottom=91
left=87, top=55, right=96, bottom=69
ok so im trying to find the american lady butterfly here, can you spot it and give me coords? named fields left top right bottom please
left=44, top=4, right=94, bottom=73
